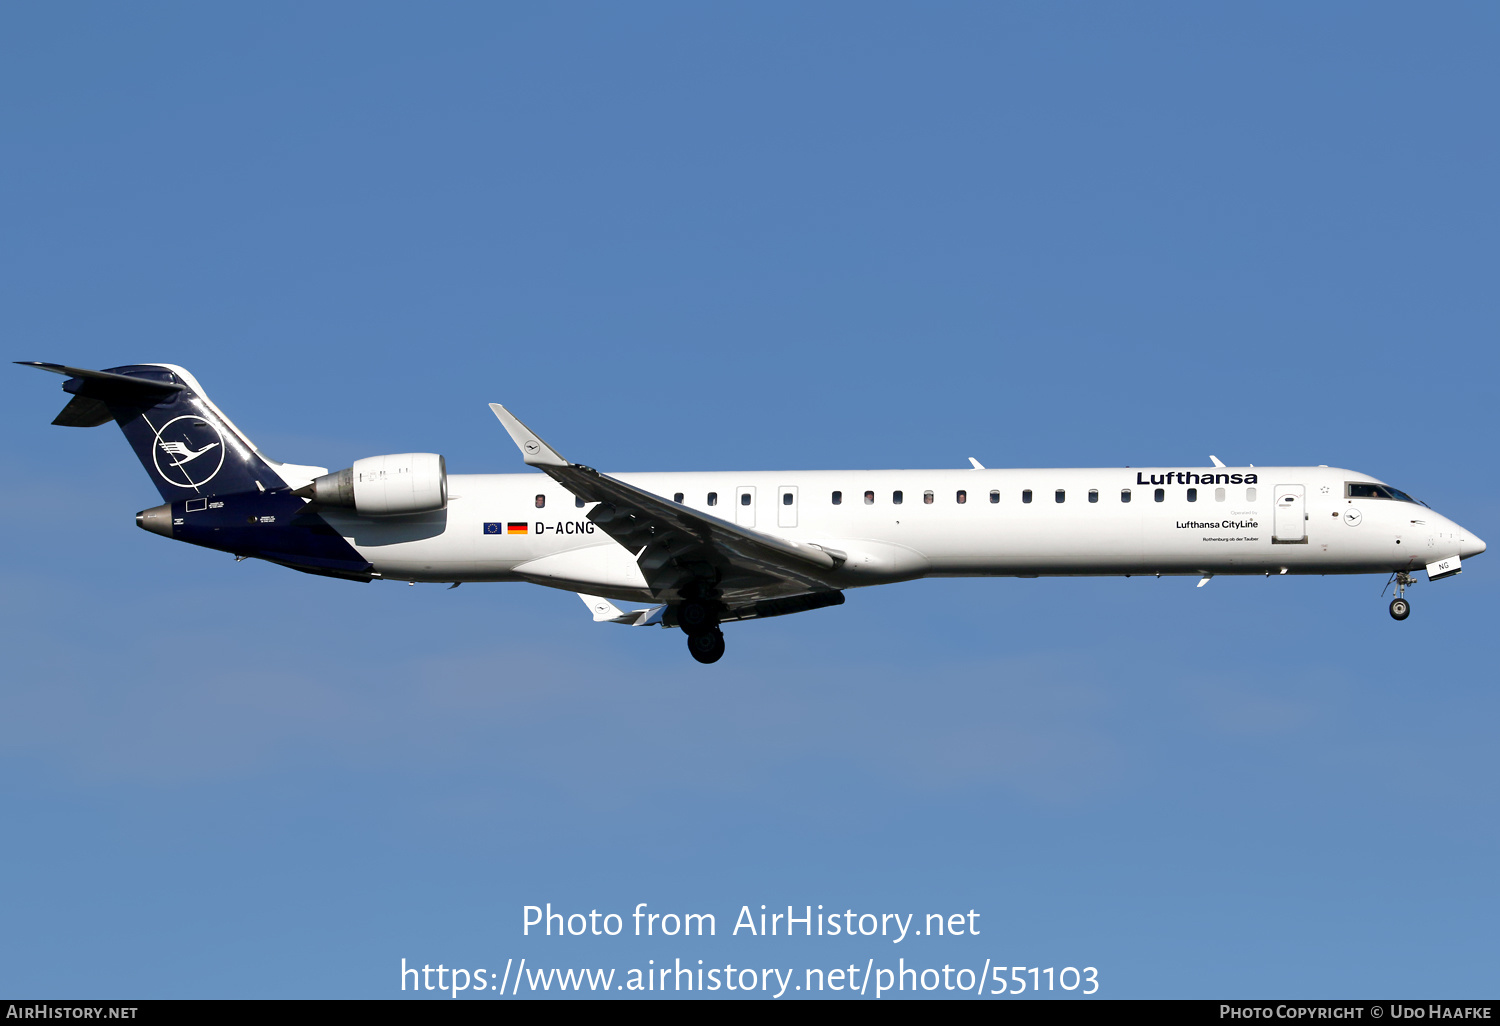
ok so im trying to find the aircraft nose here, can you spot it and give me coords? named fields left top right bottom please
left=1461, top=530, right=1486, bottom=559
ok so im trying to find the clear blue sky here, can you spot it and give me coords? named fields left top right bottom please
left=2, top=2, right=1495, bottom=999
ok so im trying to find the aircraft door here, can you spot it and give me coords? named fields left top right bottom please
left=736, top=486, right=756, bottom=528
left=777, top=485, right=798, bottom=528
left=1273, top=484, right=1306, bottom=543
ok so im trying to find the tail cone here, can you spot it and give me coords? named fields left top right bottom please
left=136, top=503, right=173, bottom=538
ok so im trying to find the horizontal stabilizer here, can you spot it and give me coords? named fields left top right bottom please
left=21, top=361, right=187, bottom=427
left=18, top=361, right=185, bottom=399
left=51, top=394, right=114, bottom=427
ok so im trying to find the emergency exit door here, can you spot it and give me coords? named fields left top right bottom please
left=778, top=485, right=798, bottom=528
left=736, top=486, right=756, bottom=528
left=1273, top=484, right=1306, bottom=543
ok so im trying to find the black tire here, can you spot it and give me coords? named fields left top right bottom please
left=687, top=629, right=725, bottom=664
left=1389, top=597, right=1411, bottom=621
left=677, top=599, right=717, bottom=635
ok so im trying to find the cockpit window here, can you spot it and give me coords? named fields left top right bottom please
left=1347, top=482, right=1416, bottom=503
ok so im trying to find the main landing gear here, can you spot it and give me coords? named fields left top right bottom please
left=1387, top=571, right=1413, bottom=621
left=686, top=629, right=726, bottom=664
left=678, top=598, right=725, bottom=664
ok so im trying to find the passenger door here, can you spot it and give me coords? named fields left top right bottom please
left=1273, top=484, right=1306, bottom=543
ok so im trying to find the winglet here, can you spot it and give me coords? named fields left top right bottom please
left=579, top=593, right=627, bottom=621
left=578, top=593, right=667, bottom=626
left=489, top=403, right=569, bottom=467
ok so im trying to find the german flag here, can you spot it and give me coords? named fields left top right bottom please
left=507, top=522, right=528, bottom=535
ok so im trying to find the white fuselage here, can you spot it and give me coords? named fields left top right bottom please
left=318, top=466, right=1486, bottom=602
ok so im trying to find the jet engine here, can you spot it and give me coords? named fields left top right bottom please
left=297, top=453, right=447, bottom=516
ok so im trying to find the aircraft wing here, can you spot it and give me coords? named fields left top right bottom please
left=490, top=404, right=845, bottom=617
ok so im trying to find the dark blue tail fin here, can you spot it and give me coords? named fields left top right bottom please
left=20, top=362, right=324, bottom=502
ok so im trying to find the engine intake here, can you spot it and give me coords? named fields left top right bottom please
left=298, top=453, right=447, bottom=516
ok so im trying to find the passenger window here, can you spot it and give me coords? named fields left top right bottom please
left=832, top=490, right=842, bottom=505
left=1022, top=490, right=1033, bottom=504
left=1215, top=487, right=1225, bottom=502
left=989, top=490, right=999, bottom=504
left=957, top=490, right=967, bottom=504
left=1187, top=488, right=1197, bottom=502
left=864, top=490, right=874, bottom=505
left=673, top=492, right=684, bottom=503
left=1154, top=488, right=1164, bottom=502
left=708, top=492, right=718, bottom=506
left=923, top=490, right=934, bottom=504
left=1089, top=489, right=1098, bottom=503
left=575, top=496, right=585, bottom=508
left=782, top=492, right=793, bottom=505
left=1055, top=489, right=1065, bottom=503
left=893, top=490, right=903, bottom=504
left=741, top=493, right=751, bottom=506
left=1246, top=487, right=1257, bottom=502
left=1121, top=489, right=1131, bottom=503
left=535, top=494, right=545, bottom=508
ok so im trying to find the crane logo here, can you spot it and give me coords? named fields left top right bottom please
left=151, top=415, right=226, bottom=489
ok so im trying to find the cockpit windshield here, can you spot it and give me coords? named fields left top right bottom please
left=1347, top=482, right=1417, bottom=503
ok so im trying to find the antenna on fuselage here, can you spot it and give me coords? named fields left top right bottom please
left=1209, top=455, right=1226, bottom=468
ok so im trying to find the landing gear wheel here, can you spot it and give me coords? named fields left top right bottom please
left=1389, top=597, right=1411, bottom=621
left=677, top=599, right=718, bottom=634
left=687, top=629, right=725, bottom=664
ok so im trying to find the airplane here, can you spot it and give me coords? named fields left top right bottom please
left=20, top=361, right=1487, bottom=664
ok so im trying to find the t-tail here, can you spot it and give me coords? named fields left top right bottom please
left=19, top=361, right=375, bottom=581
left=18, top=362, right=325, bottom=500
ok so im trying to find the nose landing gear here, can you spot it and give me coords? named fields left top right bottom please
left=1387, top=571, right=1413, bottom=621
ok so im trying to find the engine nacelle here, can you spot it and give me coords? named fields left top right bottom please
left=300, top=453, right=447, bottom=516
